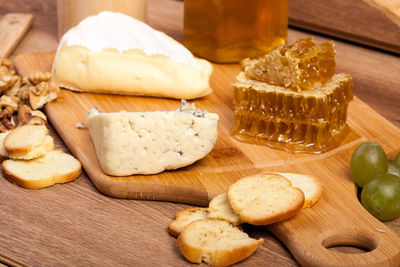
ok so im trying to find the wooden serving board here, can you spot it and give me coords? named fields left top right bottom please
left=289, top=0, right=400, bottom=54
left=14, top=51, right=400, bottom=266
left=0, top=13, right=34, bottom=58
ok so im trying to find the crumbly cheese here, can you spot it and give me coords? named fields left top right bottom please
left=52, top=11, right=213, bottom=99
left=87, top=101, right=219, bottom=176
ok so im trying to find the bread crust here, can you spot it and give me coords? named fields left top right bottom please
left=177, top=235, right=263, bottom=267
left=208, top=240, right=264, bottom=267
left=227, top=173, right=304, bottom=225
left=273, top=172, right=322, bottom=208
left=2, top=150, right=82, bottom=189
left=7, top=135, right=54, bottom=160
left=168, top=207, right=208, bottom=237
left=4, top=125, right=54, bottom=159
left=234, top=193, right=304, bottom=226
left=2, top=164, right=81, bottom=189
left=0, top=131, right=9, bottom=160
left=176, top=234, right=203, bottom=264
left=176, top=219, right=263, bottom=267
left=208, top=193, right=241, bottom=225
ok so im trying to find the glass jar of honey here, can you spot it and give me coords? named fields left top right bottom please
left=183, top=0, right=288, bottom=63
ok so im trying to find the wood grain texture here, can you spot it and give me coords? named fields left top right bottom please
left=13, top=51, right=400, bottom=266
left=289, top=0, right=400, bottom=54
left=267, top=149, right=400, bottom=267
left=362, top=0, right=400, bottom=27
left=0, top=0, right=400, bottom=266
left=0, top=13, right=33, bottom=58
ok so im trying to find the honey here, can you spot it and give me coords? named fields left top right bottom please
left=241, top=37, right=336, bottom=92
left=183, top=0, right=288, bottom=63
left=232, top=73, right=353, bottom=153
left=231, top=38, right=353, bottom=154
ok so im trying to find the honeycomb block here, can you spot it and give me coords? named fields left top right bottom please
left=241, top=37, right=336, bottom=92
left=231, top=73, right=353, bottom=153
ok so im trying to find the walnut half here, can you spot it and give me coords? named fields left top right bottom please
left=17, top=104, right=31, bottom=126
left=27, top=72, right=52, bottom=86
left=17, top=105, right=47, bottom=126
left=29, top=81, right=60, bottom=110
left=29, top=110, right=47, bottom=125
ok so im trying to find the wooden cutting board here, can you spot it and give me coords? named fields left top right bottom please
left=289, top=0, right=400, bottom=54
left=0, top=13, right=34, bottom=58
left=13, top=51, right=400, bottom=266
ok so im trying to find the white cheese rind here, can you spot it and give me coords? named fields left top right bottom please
left=52, top=11, right=213, bottom=99
left=87, top=104, right=219, bottom=176
left=58, top=11, right=196, bottom=65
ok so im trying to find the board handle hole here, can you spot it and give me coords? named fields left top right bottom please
left=321, top=230, right=378, bottom=254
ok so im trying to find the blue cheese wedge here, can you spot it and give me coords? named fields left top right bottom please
left=87, top=101, right=219, bottom=176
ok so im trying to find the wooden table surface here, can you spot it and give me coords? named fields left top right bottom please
left=0, top=0, right=400, bottom=266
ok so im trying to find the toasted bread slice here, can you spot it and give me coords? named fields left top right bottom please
left=168, top=207, right=209, bottom=237
left=177, top=219, right=263, bottom=266
left=208, top=193, right=241, bottom=225
left=2, top=150, right=81, bottom=189
left=274, top=172, right=322, bottom=208
left=227, top=173, right=304, bottom=225
left=4, top=125, right=54, bottom=160
left=0, top=131, right=10, bottom=161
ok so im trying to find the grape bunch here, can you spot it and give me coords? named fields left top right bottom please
left=350, top=142, right=400, bottom=221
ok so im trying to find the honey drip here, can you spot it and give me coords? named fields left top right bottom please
left=232, top=38, right=353, bottom=153
left=241, top=37, right=336, bottom=92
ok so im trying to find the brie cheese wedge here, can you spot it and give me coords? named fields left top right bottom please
left=53, top=11, right=213, bottom=99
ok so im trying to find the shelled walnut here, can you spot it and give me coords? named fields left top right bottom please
left=0, top=58, right=15, bottom=76
left=30, top=110, right=47, bottom=125
left=27, top=72, right=52, bottom=85
left=0, top=75, right=20, bottom=93
left=29, top=81, right=60, bottom=109
left=0, top=58, right=60, bottom=132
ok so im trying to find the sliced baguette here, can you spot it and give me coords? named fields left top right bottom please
left=0, top=131, right=10, bottom=160
left=274, top=172, right=322, bottom=208
left=227, top=173, right=304, bottom=225
left=2, top=150, right=81, bottom=189
left=168, top=207, right=209, bottom=237
left=208, top=193, right=241, bottom=225
left=4, top=125, right=54, bottom=160
left=177, top=219, right=263, bottom=266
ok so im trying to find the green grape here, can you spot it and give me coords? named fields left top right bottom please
left=394, top=152, right=400, bottom=167
left=361, top=173, right=400, bottom=221
left=350, top=142, right=388, bottom=187
left=388, top=160, right=400, bottom=177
